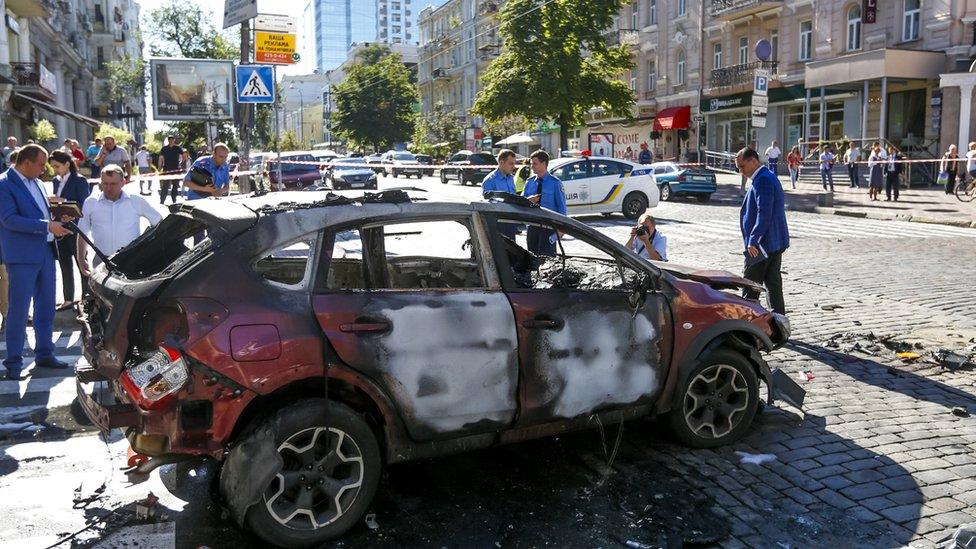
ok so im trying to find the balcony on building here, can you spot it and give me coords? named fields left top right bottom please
left=6, top=0, right=53, bottom=18
left=708, top=0, right=783, bottom=20
left=478, top=1, right=499, bottom=16
left=432, top=67, right=450, bottom=79
left=709, top=60, right=777, bottom=91
left=11, top=62, right=57, bottom=102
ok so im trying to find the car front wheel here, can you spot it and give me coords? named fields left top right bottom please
left=231, top=399, right=381, bottom=548
left=660, top=183, right=672, bottom=202
left=622, top=192, right=649, bottom=220
left=668, top=350, right=759, bottom=449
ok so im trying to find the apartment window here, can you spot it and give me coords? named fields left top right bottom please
left=799, top=20, right=812, bottom=61
left=631, top=2, right=639, bottom=29
left=647, top=60, right=656, bottom=91
left=648, top=0, right=657, bottom=25
left=630, top=69, right=637, bottom=91
left=902, top=0, right=920, bottom=41
left=738, top=37, right=748, bottom=65
left=847, top=5, right=862, bottom=50
left=770, top=30, right=779, bottom=61
left=676, top=50, right=686, bottom=86
left=713, top=42, right=723, bottom=69
left=677, top=0, right=686, bottom=16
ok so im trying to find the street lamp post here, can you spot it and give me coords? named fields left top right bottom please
left=289, top=82, right=305, bottom=146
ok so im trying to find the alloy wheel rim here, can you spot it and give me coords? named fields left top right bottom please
left=264, top=427, right=365, bottom=530
left=661, top=185, right=670, bottom=200
left=682, top=364, right=750, bottom=439
left=626, top=198, right=644, bottom=216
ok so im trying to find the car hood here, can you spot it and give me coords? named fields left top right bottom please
left=654, top=261, right=765, bottom=293
left=334, top=168, right=375, bottom=177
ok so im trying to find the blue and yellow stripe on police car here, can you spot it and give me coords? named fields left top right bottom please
left=569, top=184, right=624, bottom=207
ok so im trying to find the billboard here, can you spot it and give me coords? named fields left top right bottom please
left=150, top=59, right=235, bottom=121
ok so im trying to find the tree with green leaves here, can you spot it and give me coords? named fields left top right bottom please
left=331, top=45, right=417, bottom=152
left=482, top=115, right=533, bottom=142
left=101, top=52, right=146, bottom=118
left=473, top=0, right=634, bottom=151
left=412, top=101, right=465, bottom=156
left=144, top=0, right=239, bottom=150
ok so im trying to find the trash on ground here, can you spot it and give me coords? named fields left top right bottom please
left=136, top=492, right=160, bottom=521
left=939, top=522, right=976, bottom=549
left=820, top=304, right=842, bottom=311
left=735, top=451, right=777, bottom=465
left=365, top=513, right=379, bottom=530
left=936, top=350, right=973, bottom=371
left=796, top=371, right=815, bottom=383
left=951, top=407, right=970, bottom=418
left=896, top=352, right=921, bottom=362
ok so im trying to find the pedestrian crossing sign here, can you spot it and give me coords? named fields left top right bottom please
left=236, top=65, right=275, bottom=103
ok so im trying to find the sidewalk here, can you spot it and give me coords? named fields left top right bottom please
left=713, top=173, right=976, bottom=228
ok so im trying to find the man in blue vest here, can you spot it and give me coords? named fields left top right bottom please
left=521, top=150, right=567, bottom=255
left=736, top=147, right=790, bottom=315
left=0, top=144, right=74, bottom=380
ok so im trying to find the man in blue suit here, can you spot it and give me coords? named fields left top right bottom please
left=0, top=144, right=74, bottom=380
left=736, top=147, right=790, bottom=315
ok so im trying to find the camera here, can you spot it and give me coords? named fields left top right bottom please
left=634, top=226, right=648, bottom=237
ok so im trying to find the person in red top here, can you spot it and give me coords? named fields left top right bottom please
left=786, top=146, right=802, bottom=190
left=68, top=140, right=85, bottom=164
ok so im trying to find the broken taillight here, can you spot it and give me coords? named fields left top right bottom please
left=120, top=346, right=189, bottom=410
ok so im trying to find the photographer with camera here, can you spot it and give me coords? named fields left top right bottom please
left=625, top=213, right=667, bottom=262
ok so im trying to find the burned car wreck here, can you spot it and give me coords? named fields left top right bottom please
left=75, top=189, right=801, bottom=548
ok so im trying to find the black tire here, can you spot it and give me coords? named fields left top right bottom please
left=621, top=192, right=649, bottom=220
left=440, top=171, right=448, bottom=184
left=232, top=399, right=381, bottom=548
left=667, top=350, right=759, bottom=449
left=391, top=170, right=398, bottom=178
left=697, top=193, right=712, bottom=203
left=660, top=183, right=672, bottom=202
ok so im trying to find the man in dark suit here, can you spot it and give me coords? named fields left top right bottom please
left=736, top=147, right=790, bottom=315
left=0, top=144, right=73, bottom=380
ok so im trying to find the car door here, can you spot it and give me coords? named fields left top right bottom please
left=311, top=215, right=520, bottom=441
left=586, top=159, right=626, bottom=214
left=447, top=153, right=467, bottom=181
left=550, top=160, right=590, bottom=214
left=486, top=214, right=671, bottom=425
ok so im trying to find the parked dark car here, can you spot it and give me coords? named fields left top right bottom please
left=440, top=150, right=496, bottom=185
left=76, top=191, right=798, bottom=548
left=326, top=157, right=378, bottom=190
left=415, top=153, right=435, bottom=177
left=265, top=153, right=322, bottom=190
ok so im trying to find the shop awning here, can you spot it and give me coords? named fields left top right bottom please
left=804, top=49, right=946, bottom=89
left=14, top=93, right=102, bottom=128
left=653, top=106, right=691, bottom=131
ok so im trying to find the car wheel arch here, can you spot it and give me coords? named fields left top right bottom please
left=654, top=321, right=773, bottom=415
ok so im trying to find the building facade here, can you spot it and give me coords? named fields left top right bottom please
left=90, top=0, right=143, bottom=138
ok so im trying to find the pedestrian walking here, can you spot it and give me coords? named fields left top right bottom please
left=867, top=142, right=887, bottom=201
left=966, top=142, right=976, bottom=182
left=735, top=147, right=789, bottom=315
left=818, top=144, right=835, bottom=192
left=86, top=138, right=101, bottom=179
left=764, top=140, right=781, bottom=174
left=638, top=143, right=652, bottom=165
left=76, top=165, right=162, bottom=278
left=483, top=149, right=519, bottom=239
left=885, top=145, right=902, bottom=201
left=94, top=136, right=131, bottom=181
left=0, top=144, right=73, bottom=380
left=844, top=141, right=861, bottom=188
left=786, top=146, right=801, bottom=189
left=2, top=136, right=17, bottom=169
left=521, top=150, right=567, bottom=256
left=134, top=145, right=153, bottom=196
left=940, top=145, right=962, bottom=195
left=157, top=136, right=183, bottom=204
left=49, top=150, right=91, bottom=309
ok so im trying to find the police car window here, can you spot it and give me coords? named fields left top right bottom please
left=591, top=160, right=622, bottom=177
left=553, top=161, right=587, bottom=181
left=255, top=240, right=313, bottom=286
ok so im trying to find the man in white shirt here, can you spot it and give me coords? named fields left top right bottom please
left=967, top=141, right=976, bottom=180
left=134, top=145, right=153, bottom=196
left=625, top=213, right=667, bottom=262
left=764, top=140, right=782, bottom=175
left=76, top=164, right=162, bottom=277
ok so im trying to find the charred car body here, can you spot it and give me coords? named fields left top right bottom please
left=76, top=191, right=799, bottom=548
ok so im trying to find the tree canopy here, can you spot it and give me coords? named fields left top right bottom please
left=331, top=46, right=417, bottom=151
left=473, top=0, right=634, bottom=150
left=412, top=101, right=465, bottom=156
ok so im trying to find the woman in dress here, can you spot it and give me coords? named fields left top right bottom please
left=867, top=142, right=886, bottom=201
left=49, top=149, right=91, bottom=308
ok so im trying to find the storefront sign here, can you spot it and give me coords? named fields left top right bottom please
left=703, top=93, right=750, bottom=113
left=587, top=126, right=648, bottom=160
left=863, top=0, right=877, bottom=24
left=256, top=31, right=297, bottom=64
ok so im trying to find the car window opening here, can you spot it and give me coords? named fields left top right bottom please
left=255, top=241, right=313, bottom=286
left=110, top=215, right=211, bottom=279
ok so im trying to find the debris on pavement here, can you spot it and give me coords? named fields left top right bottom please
left=73, top=482, right=108, bottom=509
left=365, top=513, right=380, bottom=530
left=796, top=370, right=815, bottom=383
left=936, top=350, right=974, bottom=371
left=938, top=522, right=976, bottom=549
left=951, top=407, right=970, bottom=418
left=819, top=304, right=843, bottom=311
left=896, top=351, right=921, bottom=362
left=735, top=451, right=777, bottom=465
left=136, top=492, right=161, bottom=521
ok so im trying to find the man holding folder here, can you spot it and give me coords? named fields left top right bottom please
left=735, top=147, right=790, bottom=315
left=0, top=145, right=74, bottom=380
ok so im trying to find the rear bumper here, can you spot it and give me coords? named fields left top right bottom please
left=76, top=377, right=139, bottom=432
left=671, top=182, right=717, bottom=194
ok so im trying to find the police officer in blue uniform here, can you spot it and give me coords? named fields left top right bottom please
left=521, top=150, right=567, bottom=255
left=483, top=149, right=519, bottom=239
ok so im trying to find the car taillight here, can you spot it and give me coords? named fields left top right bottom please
left=677, top=174, right=686, bottom=182
left=120, top=346, right=189, bottom=410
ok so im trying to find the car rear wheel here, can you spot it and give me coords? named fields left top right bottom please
left=391, top=170, right=398, bottom=178
left=668, top=350, right=759, bottom=449
left=622, top=192, right=649, bottom=220
left=697, top=193, right=712, bottom=203
left=234, top=399, right=381, bottom=548
left=440, top=171, right=448, bottom=184
left=660, top=183, right=673, bottom=202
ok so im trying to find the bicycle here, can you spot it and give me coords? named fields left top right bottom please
left=956, top=177, right=976, bottom=202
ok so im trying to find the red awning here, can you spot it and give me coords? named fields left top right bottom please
left=653, top=106, right=691, bottom=131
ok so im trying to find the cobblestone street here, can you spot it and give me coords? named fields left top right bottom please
left=2, top=182, right=975, bottom=547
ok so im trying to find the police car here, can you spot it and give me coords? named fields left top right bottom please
left=548, top=155, right=660, bottom=219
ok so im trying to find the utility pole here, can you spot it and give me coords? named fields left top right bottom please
left=238, top=19, right=253, bottom=193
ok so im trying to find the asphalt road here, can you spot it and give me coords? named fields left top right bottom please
left=3, top=174, right=976, bottom=548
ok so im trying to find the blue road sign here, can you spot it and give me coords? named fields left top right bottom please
left=236, top=65, right=275, bottom=103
